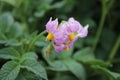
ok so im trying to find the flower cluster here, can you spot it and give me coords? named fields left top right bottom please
left=46, top=17, right=89, bottom=52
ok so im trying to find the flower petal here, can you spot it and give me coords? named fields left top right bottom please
left=67, top=17, right=83, bottom=33
left=54, top=44, right=65, bottom=52
left=46, top=17, right=58, bottom=33
left=77, top=24, right=89, bottom=38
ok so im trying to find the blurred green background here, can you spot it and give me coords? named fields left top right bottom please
left=0, top=0, right=120, bottom=80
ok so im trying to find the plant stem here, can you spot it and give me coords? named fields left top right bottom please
left=27, top=30, right=47, bottom=51
left=108, top=35, right=120, bottom=63
left=0, top=2, right=3, bottom=14
left=93, top=0, right=114, bottom=52
left=93, top=0, right=107, bottom=51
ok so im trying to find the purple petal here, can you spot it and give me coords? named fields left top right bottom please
left=77, top=24, right=89, bottom=38
left=46, top=17, right=58, bottom=33
left=54, top=29, right=67, bottom=45
left=67, top=17, right=83, bottom=33
left=54, top=44, right=65, bottom=52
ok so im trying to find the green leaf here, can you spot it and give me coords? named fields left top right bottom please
left=91, top=65, right=120, bottom=80
left=0, top=12, right=14, bottom=33
left=21, top=59, right=48, bottom=80
left=0, top=12, right=23, bottom=40
left=0, top=36, right=7, bottom=44
left=42, top=47, right=58, bottom=62
left=35, top=36, right=49, bottom=47
left=73, top=47, right=111, bottom=67
left=63, top=59, right=86, bottom=80
left=42, top=46, right=74, bottom=72
left=42, top=48, right=68, bottom=71
left=73, top=47, right=95, bottom=62
left=0, top=47, right=20, bottom=60
left=58, top=47, right=74, bottom=59
left=22, top=52, right=38, bottom=60
left=16, top=69, right=42, bottom=80
left=0, top=0, right=16, bottom=6
left=0, top=61, right=20, bottom=80
left=53, top=75, right=77, bottom=80
left=48, top=60, right=68, bottom=71
left=51, top=1, right=65, bottom=9
left=5, top=39, right=22, bottom=46
left=74, top=39, right=84, bottom=49
left=8, top=22, right=23, bottom=38
left=34, top=10, right=45, bottom=18
left=85, top=60, right=111, bottom=68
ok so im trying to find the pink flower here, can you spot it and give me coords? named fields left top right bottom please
left=45, top=17, right=89, bottom=52
left=46, top=17, right=58, bottom=41
left=54, top=38, right=76, bottom=52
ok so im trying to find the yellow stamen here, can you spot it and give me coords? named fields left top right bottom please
left=65, top=47, right=69, bottom=51
left=68, top=33, right=74, bottom=41
left=46, top=33, right=54, bottom=41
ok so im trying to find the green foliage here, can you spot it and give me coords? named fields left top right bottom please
left=91, top=65, right=120, bottom=80
left=0, top=0, right=120, bottom=80
left=0, top=47, right=20, bottom=59
left=0, top=12, right=14, bottom=33
left=16, top=69, right=42, bottom=80
left=63, top=59, right=86, bottom=80
left=74, top=47, right=95, bottom=62
left=21, top=52, right=38, bottom=60
left=73, top=47, right=111, bottom=67
left=0, top=48, right=48, bottom=80
left=0, top=12, right=23, bottom=37
left=0, top=61, right=20, bottom=80
left=21, top=59, right=48, bottom=80
left=0, top=0, right=16, bottom=6
left=0, top=12, right=23, bottom=46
